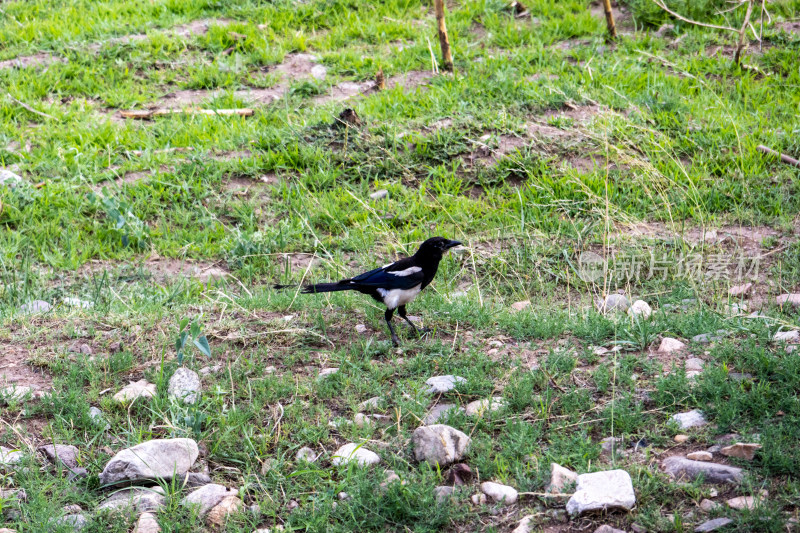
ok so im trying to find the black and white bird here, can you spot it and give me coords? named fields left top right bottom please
left=276, top=237, right=462, bottom=346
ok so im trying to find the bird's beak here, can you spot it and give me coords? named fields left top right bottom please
left=445, top=240, right=462, bottom=250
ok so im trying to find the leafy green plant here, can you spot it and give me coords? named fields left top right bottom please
left=89, top=189, right=149, bottom=249
left=175, top=317, right=211, bottom=366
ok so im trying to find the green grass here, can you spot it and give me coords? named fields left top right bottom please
left=1, top=0, right=799, bottom=531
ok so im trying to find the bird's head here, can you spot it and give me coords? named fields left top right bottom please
left=415, top=237, right=462, bottom=259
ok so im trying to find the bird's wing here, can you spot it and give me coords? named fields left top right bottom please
left=349, top=258, right=425, bottom=290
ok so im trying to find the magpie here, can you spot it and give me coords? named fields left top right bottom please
left=276, top=237, right=462, bottom=346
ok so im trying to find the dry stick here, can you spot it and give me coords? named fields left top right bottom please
left=433, top=0, right=453, bottom=72
left=733, top=0, right=755, bottom=66
left=120, top=108, right=254, bottom=119
left=757, top=145, right=800, bottom=169
left=7, top=93, right=57, bottom=120
left=601, top=0, right=617, bottom=39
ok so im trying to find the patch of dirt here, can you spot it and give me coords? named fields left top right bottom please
left=543, top=104, right=604, bottom=124
left=465, top=134, right=529, bottom=166
left=211, top=150, right=253, bottom=161
left=223, top=172, right=278, bottom=193
left=777, top=21, right=800, bottom=35
left=92, top=165, right=171, bottom=191
left=386, top=70, right=436, bottom=91
left=274, top=53, right=327, bottom=80
left=0, top=53, right=63, bottom=70
left=617, top=222, right=784, bottom=253
left=589, top=0, right=633, bottom=31
left=0, top=343, right=53, bottom=392
left=144, top=258, right=230, bottom=283
left=313, top=81, right=373, bottom=104
left=88, top=18, right=234, bottom=52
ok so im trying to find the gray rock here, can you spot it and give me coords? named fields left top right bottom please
left=0, top=168, right=23, bottom=188
left=433, top=485, right=455, bottom=503
left=425, top=375, right=466, bottom=394
left=480, top=481, right=518, bottom=504
left=68, top=467, right=88, bottom=481
left=776, top=294, right=800, bottom=307
left=662, top=457, right=742, bottom=484
left=89, top=406, right=104, bottom=421
left=695, top=518, right=733, bottom=532
left=548, top=463, right=578, bottom=494
left=98, top=487, right=166, bottom=513
left=295, top=446, right=317, bottom=463
left=670, top=409, right=707, bottom=429
left=596, top=294, right=630, bottom=313
left=595, top=526, right=626, bottom=533
left=720, top=443, right=761, bottom=461
left=38, top=444, right=80, bottom=469
left=692, top=333, right=723, bottom=344
left=68, top=342, right=93, bottom=354
left=358, top=396, right=383, bottom=412
left=412, top=424, right=471, bottom=466
left=331, top=443, right=380, bottom=467
left=565, top=470, right=636, bottom=516
left=132, top=512, right=161, bottom=533
left=355, top=324, right=368, bottom=334
left=628, top=300, right=652, bottom=319
left=423, top=403, right=463, bottom=425
left=512, top=515, right=535, bottom=533
left=113, top=380, right=156, bottom=403
left=600, top=437, right=624, bottom=457
left=0, top=385, right=33, bottom=402
left=181, top=483, right=238, bottom=515
left=369, top=189, right=388, bottom=200
left=19, top=300, right=51, bottom=314
left=168, top=367, right=201, bottom=404
left=54, top=513, right=88, bottom=530
left=465, top=397, right=505, bottom=417
left=685, top=358, right=705, bottom=372
left=0, top=446, right=23, bottom=466
left=180, top=471, right=212, bottom=488
left=99, top=438, right=199, bottom=485
left=699, top=498, right=720, bottom=512
left=658, top=337, right=686, bottom=353
left=774, top=330, right=799, bottom=343
left=317, top=367, right=339, bottom=380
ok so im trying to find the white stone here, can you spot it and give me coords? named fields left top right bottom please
left=596, top=294, right=630, bottom=313
left=113, top=380, right=156, bottom=403
left=207, top=495, right=242, bottom=527
left=132, top=512, right=161, bottom=533
left=465, top=397, right=506, bottom=417
left=358, top=396, right=383, bottom=411
left=369, top=189, right=388, bottom=200
left=687, top=451, right=713, bottom=462
left=0, top=385, right=34, bottom=402
left=480, top=481, right=518, bottom=504
left=98, top=486, right=166, bottom=513
left=99, top=438, right=198, bottom=485
left=699, top=498, right=720, bottom=512
left=774, top=330, right=799, bottom=343
left=565, top=470, right=636, bottom=516
left=425, top=375, right=466, bottom=394
left=355, top=324, right=368, bottom=334
left=658, top=337, right=686, bottom=353
left=412, top=424, right=471, bottom=466
left=728, top=283, right=752, bottom=296
left=695, top=518, right=733, bottom=532
left=317, top=368, right=339, bottom=379
left=423, top=403, right=462, bottom=425
left=726, top=495, right=762, bottom=510
left=628, top=300, right=652, bottom=319
left=310, top=64, right=327, bottom=80
left=168, top=367, right=201, bottom=404
left=433, top=485, right=455, bottom=503
left=331, top=443, right=380, bottom=467
left=511, top=300, right=531, bottom=312
left=0, top=168, right=23, bottom=188
left=63, top=297, right=94, bottom=309
left=671, top=409, right=707, bottom=429
left=512, top=515, right=535, bottom=533
left=0, top=446, right=24, bottom=466
left=776, top=294, right=800, bottom=307
left=19, top=300, right=51, bottom=314
left=685, top=358, right=705, bottom=372
left=182, top=484, right=238, bottom=515
left=295, top=446, right=317, bottom=462
left=548, top=463, right=578, bottom=494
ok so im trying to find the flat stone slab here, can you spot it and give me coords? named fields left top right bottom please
left=662, top=456, right=742, bottom=484
left=565, top=470, right=636, bottom=516
left=113, top=380, right=156, bottom=403
left=720, top=443, right=761, bottom=461
left=98, top=486, right=166, bottom=513
left=38, top=444, right=80, bottom=469
left=480, top=481, right=518, bottom=504
left=695, top=518, right=733, bottom=532
left=181, top=483, right=238, bottom=515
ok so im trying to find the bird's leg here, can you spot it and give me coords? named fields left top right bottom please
left=384, top=308, right=400, bottom=347
left=398, top=306, right=430, bottom=337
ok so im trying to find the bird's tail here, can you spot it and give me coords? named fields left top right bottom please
left=273, top=282, right=354, bottom=294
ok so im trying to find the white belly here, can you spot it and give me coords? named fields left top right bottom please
left=378, top=285, right=422, bottom=310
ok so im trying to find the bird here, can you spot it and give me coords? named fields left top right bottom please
left=275, top=237, right=462, bottom=346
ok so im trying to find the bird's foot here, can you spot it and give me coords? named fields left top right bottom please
left=391, top=334, right=401, bottom=347
left=417, top=327, right=432, bottom=337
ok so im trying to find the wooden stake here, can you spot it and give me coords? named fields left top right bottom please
left=601, top=0, right=617, bottom=39
left=757, top=145, right=800, bottom=169
left=433, top=0, right=454, bottom=72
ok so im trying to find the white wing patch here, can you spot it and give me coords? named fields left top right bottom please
left=388, top=266, right=422, bottom=277
left=377, top=285, right=422, bottom=309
